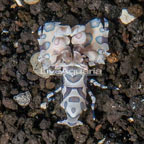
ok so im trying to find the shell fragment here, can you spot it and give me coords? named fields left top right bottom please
left=120, top=8, right=136, bottom=25
left=14, top=0, right=23, bottom=7
left=24, top=0, right=40, bottom=5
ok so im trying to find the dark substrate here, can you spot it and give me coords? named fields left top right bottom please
left=0, top=0, right=144, bottom=143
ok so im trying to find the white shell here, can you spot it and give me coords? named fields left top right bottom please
left=120, top=8, right=136, bottom=25
left=24, top=0, right=40, bottom=5
left=128, top=117, right=134, bottom=123
left=14, top=0, right=23, bottom=6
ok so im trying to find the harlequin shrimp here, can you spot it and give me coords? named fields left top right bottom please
left=30, top=18, right=119, bottom=127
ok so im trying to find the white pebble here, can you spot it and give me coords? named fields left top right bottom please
left=24, top=0, right=40, bottom=5
left=120, top=8, right=136, bottom=25
left=13, top=91, right=31, bottom=106
left=14, top=42, right=19, bottom=48
left=14, top=0, right=23, bottom=7
left=40, top=102, right=47, bottom=110
left=128, top=117, right=134, bottom=123
left=1, top=30, right=9, bottom=34
left=98, top=138, right=106, bottom=144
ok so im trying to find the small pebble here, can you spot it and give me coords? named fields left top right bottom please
left=122, top=31, right=129, bottom=43
left=10, top=89, right=19, bottom=95
left=18, top=60, right=28, bottom=75
left=0, top=2, right=5, bottom=11
left=26, top=72, right=39, bottom=81
left=45, top=79, right=55, bottom=90
left=14, top=0, right=23, bottom=7
left=71, top=125, right=89, bottom=143
left=0, top=112, right=3, bottom=119
left=28, top=109, right=43, bottom=117
left=24, top=0, right=40, bottom=5
left=0, top=133, right=10, bottom=144
left=128, top=4, right=143, bottom=18
left=98, top=138, right=106, bottom=144
left=10, top=3, right=17, bottom=9
left=39, top=119, right=50, bottom=129
left=13, top=42, right=19, bottom=48
left=40, top=102, right=47, bottom=110
left=2, top=98, right=18, bottom=110
left=107, top=53, right=119, bottom=63
left=128, top=117, right=134, bottom=123
left=95, top=124, right=102, bottom=132
left=13, top=91, right=31, bottom=106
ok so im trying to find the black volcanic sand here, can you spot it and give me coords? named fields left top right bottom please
left=0, top=0, right=144, bottom=143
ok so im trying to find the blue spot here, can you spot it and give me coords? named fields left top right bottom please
left=96, top=36, right=108, bottom=44
left=95, top=36, right=103, bottom=44
left=38, top=26, right=42, bottom=32
left=99, top=27, right=109, bottom=32
left=92, top=110, right=95, bottom=119
left=40, top=34, right=46, bottom=39
left=90, top=18, right=101, bottom=28
left=39, top=46, right=44, bottom=50
left=64, top=101, right=67, bottom=109
left=104, top=18, right=109, bottom=27
left=91, top=103, right=95, bottom=107
left=69, top=97, right=80, bottom=102
left=104, top=18, right=108, bottom=22
left=44, top=42, right=50, bottom=50
left=84, top=33, right=93, bottom=47
left=71, top=107, right=76, bottom=113
left=52, top=36, right=55, bottom=42
left=100, top=27, right=106, bottom=32
left=44, top=22, right=55, bottom=32
left=68, top=122, right=76, bottom=126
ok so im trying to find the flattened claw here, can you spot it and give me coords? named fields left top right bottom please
left=84, top=18, right=110, bottom=65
